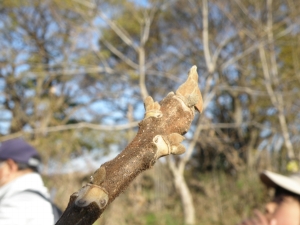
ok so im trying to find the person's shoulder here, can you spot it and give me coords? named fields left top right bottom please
left=6, top=173, right=50, bottom=199
left=5, top=191, right=46, bottom=207
left=8, top=190, right=54, bottom=220
left=0, top=190, right=51, bottom=213
left=0, top=174, right=55, bottom=225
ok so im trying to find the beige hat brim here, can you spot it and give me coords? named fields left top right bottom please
left=260, top=170, right=300, bottom=195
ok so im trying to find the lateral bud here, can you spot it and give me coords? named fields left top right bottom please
left=143, top=96, right=163, bottom=119
left=75, top=184, right=109, bottom=209
left=153, top=133, right=186, bottom=159
left=90, top=166, right=106, bottom=185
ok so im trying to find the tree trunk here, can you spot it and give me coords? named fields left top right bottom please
left=173, top=170, right=195, bottom=225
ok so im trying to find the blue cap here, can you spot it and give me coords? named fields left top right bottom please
left=0, top=138, right=41, bottom=167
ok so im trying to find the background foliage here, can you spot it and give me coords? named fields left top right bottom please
left=0, top=0, right=300, bottom=224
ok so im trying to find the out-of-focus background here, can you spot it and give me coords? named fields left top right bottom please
left=0, top=0, right=300, bottom=224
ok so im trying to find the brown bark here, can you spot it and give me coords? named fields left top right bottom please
left=55, top=66, right=203, bottom=225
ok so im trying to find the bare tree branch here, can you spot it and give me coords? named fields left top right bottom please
left=102, top=40, right=139, bottom=69
left=264, top=0, right=295, bottom=159
left=221, top=20, right=300, bottom=70
left=55, top=66, right=203, bottom=225
left=98, top=11, right=137, bottom=50
left=0, top=122, right=140, bottom=142
left=202, top=0, right=215, bottom=74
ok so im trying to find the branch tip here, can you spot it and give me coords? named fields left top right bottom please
left=175, top=65, right=203, bottom=113
left=189, top=65, right=198, bottom=75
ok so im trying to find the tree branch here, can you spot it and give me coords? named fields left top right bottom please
left=98, top=11, right=137, bottom=50
left=102, top=40, right=139, bottom=70
left=202, top=0, right=215, bottom=74
left=0, top=122, right=140, bottom=142
left=55, top=66, right=203, bottom=225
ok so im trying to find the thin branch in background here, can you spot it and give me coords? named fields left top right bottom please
left=98, top=11, right=137, bottom=50
left=0, top=121, right=140, bottom=142
left=102, top=40, right=139, bottom=69
left=202, top=0, right=215, bottom=74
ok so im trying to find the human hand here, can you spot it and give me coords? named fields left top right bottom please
left=238, top=210, right=277, bottom=225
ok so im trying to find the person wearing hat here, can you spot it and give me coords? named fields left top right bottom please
left=238, top=170, right=300, bottom=225
left=0, top=138, right=55, bottom=224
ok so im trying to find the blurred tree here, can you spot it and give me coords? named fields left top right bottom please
left=0, top=0, right=300, bottom=224
left=0, top=0, right=134, bottom=166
